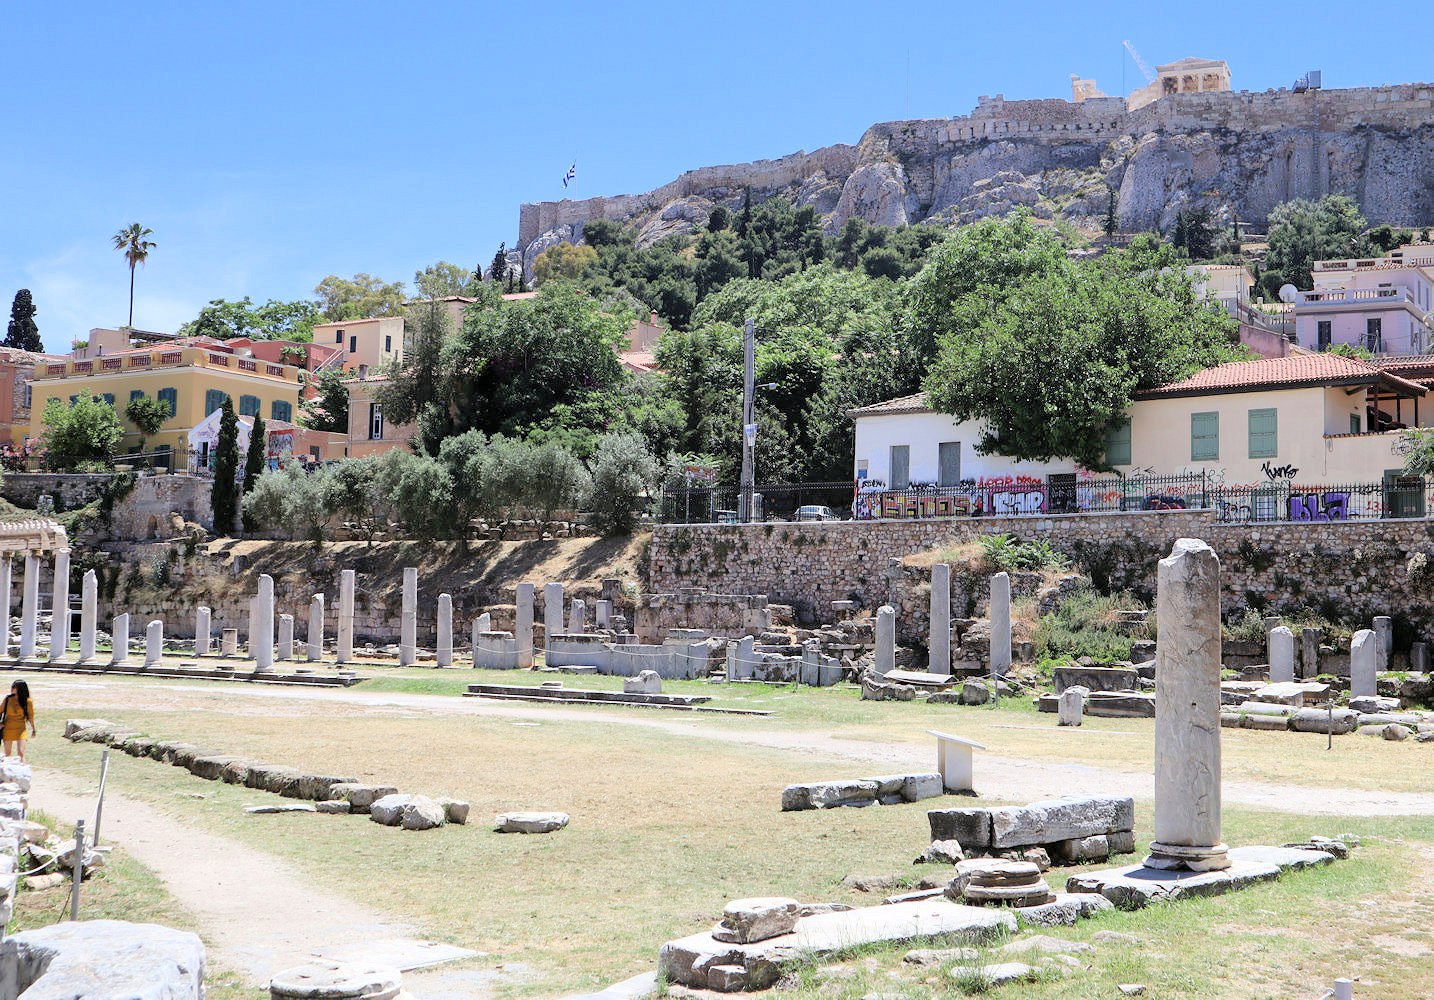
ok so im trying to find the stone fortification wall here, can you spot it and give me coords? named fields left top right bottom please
left=649, top=512, right=1434, bottom=645
left=518, top=82, right=1434, bottom=252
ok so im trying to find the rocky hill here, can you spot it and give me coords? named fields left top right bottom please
left=515, top=82, right=1434, bottom=276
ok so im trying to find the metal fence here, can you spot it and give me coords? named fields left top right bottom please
left=658, top=473, right=1434, bottom=526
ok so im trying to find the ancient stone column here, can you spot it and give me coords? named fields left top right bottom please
left=195, top=606, right=211, bottom=656
left=569, top=599, right=586, bottom=633
left=277, top=614, right=295, bottom=661
left=990, top=572, right=1011, bottom=679
left=144, top=620, right=163, bottom=667
left=78, top=570, right=98, bottom=664
left=929, top=564, right=951, bottom=676
left=735, top=635, right=755, bottom=680
left=543, top=583, right=564, bottom=646
left=49, top=548, right=70, bottom=662
left=18, top=554, right=39, bottom=660
left=1413, top=641, right=1430, bottom=674
left=1263, top=616, right=1280, bottom=639
left=596, top=600, right=611, bottom=628
left=307, top=594, right=324, bottom=662
left=110, top=613, right=130, bottom=665
left=515, top=583, right=535, bottom=669
left=875, top=605, right=895, bottom=676
left=1146, top=538, right=1229, bottom=873
left=1373, top=616, right=1392, bottom=671
left=246, top=597, right=257, bottom=656
left=399, top=567, right=417, bottom=667
left=436, top=594, right=453, bottom=668
left=476, top=612, right=491, bottom=634
left=1268, top=625, right=1295, bottom=685
left=1350, top=629, right=1377, bottom=698
left=0, top=556, right=11, bottom=659
left=220, top=628, right=238, bottom=657
left=337, top=569, right=355, bottom=664
left=1300, top=628, right=1321, bottom=680
left=254, top=574, right=275, bottom=672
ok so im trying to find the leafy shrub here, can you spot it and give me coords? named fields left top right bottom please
left=1032, top=582, right=1150, bottom=662
left=977, top=534, right=1071, bottom=572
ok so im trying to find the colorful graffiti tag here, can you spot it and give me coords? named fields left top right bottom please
left=1288, top=492, right=1351, bottom=522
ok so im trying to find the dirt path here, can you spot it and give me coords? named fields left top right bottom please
left=27, top=776, right=495, bottom=998
left=39, top=678, right=1434, bottom=817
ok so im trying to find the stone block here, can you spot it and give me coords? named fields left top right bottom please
left=494, top=811, right=570, bottom=833
left=988, top=795, right=1134, bottom=849
left=330, top=783, right=400, bottom=814
left=928, top=808, right=992, bottom=848
left=780, top=780, right=879, bottom=811
left=1053, top=665, right=1137, bottom=693
left=1289, top=707, right=1360, bottom=735
left=0, top=919, right=204, bottom=1000
left=711, top=898, right=800, bottom=943
left=315, top=800, right=351, bottom=814
left=902, top=773, right=943, bottom=802
left=437, top=798, right=470, bottom=825
left=400, top=795, right=446, bottom=830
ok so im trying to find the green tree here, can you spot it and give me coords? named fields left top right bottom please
left=489, top=243, right=509, bottom=287
left=112, top=223, right=156, bottom=328
left=243, top=463, right=335, bottom=547
left=1367, top=225, right=1414, bottom=254
left=5, top=290, right=41, bottom=352
left=707, top=206, right=730, bottom=232
left=178, top=297, right=321, bottom=341
left=588, top=431, right=659, bottom=535
left=301, top=366, right=350, bottom=433
left=211, top=397, right=241, bottom=534
left=38, top=396, right=124, bottom=470
left=532, top=243, right=598, bottom=285
left=921, top=235, right=1240, bottom=471
left=313, top=273, right=406, bottom=321
left=325, top=456, right=385, bottom=545
left=1399, top=427, right=1434, bottom=477
left=527, top=441, right=591, bottom=525
left=374, top=449, right=453, bottom=540
left=414, top=261, right=476, bottom=298
left=240, top=414, right=267, bottom=530
left=1266, top=195, right=1372, bottom=290
left=123, top=395, right=169, bottom=460
left=374, top=293, right=454, bottom=446
left=1103, top=188, right=1118, bottom=237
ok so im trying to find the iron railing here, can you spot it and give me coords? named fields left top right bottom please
left=658, top=473, right=1434, bottom=525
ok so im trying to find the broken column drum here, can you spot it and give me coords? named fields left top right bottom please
left=1268, top=626, right=1295, bottom=685
left=1350, top=629, right=1377, bottom=698
left=195, top=606, right=211, bottom=657
left=1145, top=538, right=1229, bottom=873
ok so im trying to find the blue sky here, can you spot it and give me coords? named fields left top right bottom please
left=4, top=0, right=1427, bottom=352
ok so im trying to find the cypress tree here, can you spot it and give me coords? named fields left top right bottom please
left=490, top=243, right=508, bottom=286
left=241, top=413, right=267, bottom=532
left=5, top=290, right=41, bottom=352
left=211, top=397, right=240, bottom=534
left=1103, top=188, right=1118, bottom=237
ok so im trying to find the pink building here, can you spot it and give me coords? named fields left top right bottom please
left=1293, top=244, right=1434, bottom=355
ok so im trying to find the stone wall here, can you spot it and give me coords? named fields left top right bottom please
left=649, top=512, right=1434, bottom=649
left=1, top=473, right=110, bottom=511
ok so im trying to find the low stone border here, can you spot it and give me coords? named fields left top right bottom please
left=781, top=774, right=943, bottom=810
left=4, top=658, right=367, bottom=688
left=63, top=719, right=468, bottom=826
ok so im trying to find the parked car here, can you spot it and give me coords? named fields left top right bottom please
left=795, top=505, right=841, bottom=522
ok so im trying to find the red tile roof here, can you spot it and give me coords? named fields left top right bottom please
left=1138, top=354, right=1425, bottom=399
left=847, top=393, right=934, bottom=418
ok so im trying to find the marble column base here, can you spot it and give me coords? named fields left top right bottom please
left=1144, top=841, right=1231, bottom=872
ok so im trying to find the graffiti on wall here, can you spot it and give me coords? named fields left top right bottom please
left=1288, top=492, right=1351, bottom=522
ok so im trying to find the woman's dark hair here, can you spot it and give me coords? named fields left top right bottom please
left=10, top=681, right=30, bottom=720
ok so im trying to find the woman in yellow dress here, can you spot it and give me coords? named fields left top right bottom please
left=2, top=680, right=36, bottom=761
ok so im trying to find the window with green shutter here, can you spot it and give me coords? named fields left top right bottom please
left=129, top=389, right=144, bottom=402
left=239, top=395, right=260, bottom=417
left=1350, top=413, right=1361, bottom=435
left=271, top=400, right=292, bottom=422
left=1248, top=408, right=1277, bottom=458
left=1104, top=422, right=1131, bottom=466
left=204, top=389, right=228, bottom=417
left=157, top=387, right=177, bottom=417
left=1190, top=412, right=1219, bottom=461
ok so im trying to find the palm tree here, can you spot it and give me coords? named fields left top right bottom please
left=112, top=223, right=156, bottom=328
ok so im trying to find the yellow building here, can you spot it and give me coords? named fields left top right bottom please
left=310, top=316, right=405, bottom=375
left=29, top=345, right=303, bottom=469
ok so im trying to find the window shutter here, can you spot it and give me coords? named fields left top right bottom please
left=1190, top=412, right=1219, bottom=461
left=1248, top=408, right=1277, bottom=458
left=1105, top=423, right=1131, bottom=466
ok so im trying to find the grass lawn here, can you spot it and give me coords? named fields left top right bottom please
left=28, top=677, right=1434, bottom=999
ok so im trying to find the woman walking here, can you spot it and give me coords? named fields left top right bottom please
left=2, top=681, right=36, bottom=761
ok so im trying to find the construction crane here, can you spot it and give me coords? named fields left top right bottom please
left=1123, top=40, right=1155, bottom=84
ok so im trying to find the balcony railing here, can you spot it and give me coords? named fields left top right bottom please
left=1298, top=287, right=1415, bottom=306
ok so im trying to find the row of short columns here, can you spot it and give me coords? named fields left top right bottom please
left=3, top=558, right=610, bottom=672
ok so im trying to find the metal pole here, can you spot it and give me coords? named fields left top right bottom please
left=70, top=819, right=84, bottom=921
left=739, top=318, right=755, bottom=524
left=93, top=750, right=110, bottom=846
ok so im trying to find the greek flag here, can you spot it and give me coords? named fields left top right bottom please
left=562, top=162, right=576, bottom=188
